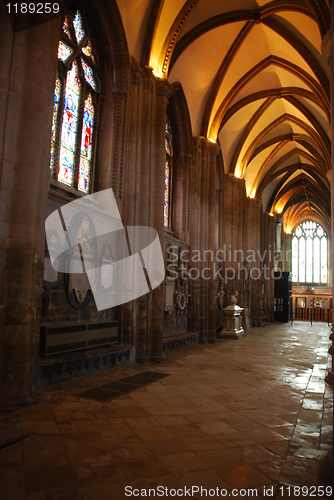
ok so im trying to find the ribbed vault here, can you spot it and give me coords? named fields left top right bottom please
left=117, top=0, right=331, bottom=232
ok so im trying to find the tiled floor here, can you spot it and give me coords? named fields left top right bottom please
left=0, top=321, right=333, bottom=499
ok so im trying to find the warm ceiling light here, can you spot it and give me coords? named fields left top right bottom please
left=208, top=138, right=216, bottom=143
left=152, top=69, right=163, bottom=78
left=249, top=189, right=256, bottom=199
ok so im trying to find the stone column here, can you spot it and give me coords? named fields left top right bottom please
left=245, top=197, right=262, bottom=327
left=123, top=64, right=172, bottom=363
left=207, top=142, right=219, bottom=342
left=319, top=4, right=334, bottom=482
left=262, top=213, right=276, bottom=322
left=0, top=10, right=60, bottom=409
left=188, top=137, right=202, bottom=336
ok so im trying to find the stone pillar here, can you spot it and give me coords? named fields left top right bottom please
left=188, top=138, right=202, bottom=336
left=220, top=175, right=246, bottom=319
left=173, top=154, right=191, bottom=243
left=0, top=9, right=60, bottom=409
left=262, top=213, right=276, bottom=322
left=319, top=4, right=334, bottom=482
left=245, top=197, right=262, bottom=327
left=194, top=138, right=219, bottom=343
left=207, top=142, right=219, bottom=343
left=123, top=64, right=172, bottom=363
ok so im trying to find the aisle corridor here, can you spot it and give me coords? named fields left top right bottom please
left=0, top=322, right=332, bottom=499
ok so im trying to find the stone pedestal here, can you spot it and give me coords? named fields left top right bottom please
left=218, top=305, right=246, bottom=339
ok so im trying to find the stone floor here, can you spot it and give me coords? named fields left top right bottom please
left=0, top=321, right=333, bottom=499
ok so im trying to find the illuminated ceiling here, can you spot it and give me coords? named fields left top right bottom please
left=116, top=0, right=331, bottom=232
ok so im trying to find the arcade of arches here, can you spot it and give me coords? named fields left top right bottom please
left=0, top=0, right=334, bottom=488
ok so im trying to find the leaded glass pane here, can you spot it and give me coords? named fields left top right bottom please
left=164, top=158, right=170, bottom=228
left=291, top=221, right=327, bottom=284
left=306, top=238, right=312, bottom=282
left=57, top=41, right=73, bottom=62
left=299, top=237, right=305, bottom=282
left=313, top=237, right=320, bottom=283
left=82, top=39, right=95, bottom=62
left=81, top=59, right=96, bottom=90
left=164, top=118, right=173, bottom=228
left=50, top=77, right=61, bottom=170
left=296, top=226, right=302, bottom=237
left=292, top=236, right=298, bottom=282
left=78, top=95, right=94, bottom=193
left=59, top=63, right=80, bottom=185
left=62, top=17, right=72, bottom=39
left=73, top=11, right=85, bottom=44
left=165, top=137, right=171, bottom=156
left=321, top=237, right=327, bottom=283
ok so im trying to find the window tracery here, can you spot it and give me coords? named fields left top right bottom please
left=50, top=11, right=99, bottom=194
left=291, top=221, right=327, bottom=284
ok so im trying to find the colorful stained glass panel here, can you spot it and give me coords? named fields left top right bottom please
left=62, top=17, right=72, bottom=39
left=57, top=41, right=73, bottom=62
left=50, top=77, right=61, bottom=169
left=78, top=95, right=94, bottom=193
left=164, top=158, right=170, bottom=227
left=58, top=147, right=74, bottom=186
left=80, top=95, right=94, bottom=159
left=82, top=39, right=95, bottom=62
left=59, top=63, right=80, bottom=185
left=81, top=59, right=96, bottom=90
left=73, top=11, right=85, bottom=44
left=78, top=157, right=90, bottom=193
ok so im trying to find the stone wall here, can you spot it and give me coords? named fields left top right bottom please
left=0, top=1, right=277, bottom=409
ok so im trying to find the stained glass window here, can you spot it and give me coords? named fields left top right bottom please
left=59, top=62, right=80, bottom=185
left=78, top=95, right=94, bottom=193
left=50, top=77, right=61, bottom=169
left=49, top=11, right=99, bottom=193
left=81, top=59, right=96, bottom=90
left=82, top=40, right=95, bottom=62
left=164, top=118, right=173, bottom=228
left=62, top=17, right=72, bottom=39
left=291, top=221, right=328, bottom=284
left=57, top=41, right=73, bottom=62
left=73, top=11, right=85, bottom=44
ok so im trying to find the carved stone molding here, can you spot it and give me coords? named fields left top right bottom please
left=321, top=29, right=330, bottom=66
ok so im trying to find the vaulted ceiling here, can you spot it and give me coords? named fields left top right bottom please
left=116, top=0, right=331, bottom=233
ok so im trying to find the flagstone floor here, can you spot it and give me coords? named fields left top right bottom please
left=0, top=321, right=333, bottom=499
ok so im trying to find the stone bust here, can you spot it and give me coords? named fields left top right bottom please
left=231, top=291, right=238, bottom=305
